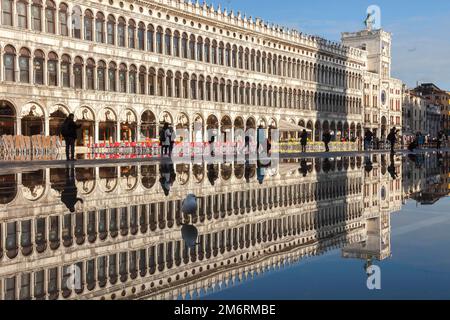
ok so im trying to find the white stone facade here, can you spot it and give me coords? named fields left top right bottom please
left=1, top=0, right=379, bottom=148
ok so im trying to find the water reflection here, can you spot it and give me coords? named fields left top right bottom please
left=0, top=153, right=448, bottom=300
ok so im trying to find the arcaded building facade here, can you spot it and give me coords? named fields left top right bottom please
left=0, top=0, right=368, bottom=148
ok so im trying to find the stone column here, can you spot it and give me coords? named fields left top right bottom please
left=16, top=117, right=22, bottom=135
left=94, top=121, right=99, bottom=143
left=116, top=121, right=121, bottom=143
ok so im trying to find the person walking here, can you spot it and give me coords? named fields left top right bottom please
left=300, top=129, right=308, bottom=153
left=61, top=113, right=81, bottom=161
left=387, top=127, right=399, bottom=154
left=323, top=130, right=332, bottom=152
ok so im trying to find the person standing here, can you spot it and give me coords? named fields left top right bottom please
left=300, top=129, right=308, bottom=153
left=387, top=127, right=399, bottom=154
left=436, top=130, right=443, bottom=150
left=61, top=114, right=81, bottom=161
left=323, top=130, right=332, bottom=152
left=169, top=126, right=176, bottom=157
left=364, top=129, right=373, bottom=151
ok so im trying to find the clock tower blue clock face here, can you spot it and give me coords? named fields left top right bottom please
left=381, top=90, right=387, bottom=105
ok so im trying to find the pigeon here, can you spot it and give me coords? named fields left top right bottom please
left=182, top=194, right=197, bottom=215
left=181, top=224, right=199, bottom=248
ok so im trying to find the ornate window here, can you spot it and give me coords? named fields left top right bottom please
left=182, top=73, right=188, bottom=98
left=138, top=22, right=145, bottom=50
left=86, top=58, right=95, bottom=90
left=59, top=3, right=68, bottom=35
left=174, top=72, right=181, bottom=98
left=71, top=5, right=81, bottom=38
left=96, top=12, right=105, bottom=43
left=156, top=26, right=163, bottom=54
left=61, top=54, right=71, bottom=87
left=45, top=0, right=56, bottom=33
left=147, top=24, right=154, bottom=52
left=173, top=31, right=180, bottom=57
left=73, top=56, right=83, bottom=89
left=19, top=47, right=31, bottom=83
left=31, top=0, right=43, bottom=31
left=148, top=68, right=155, bottom=95
left=165, top=29, right=171, bottom=55
left=196, top=37, right=203, bottom=61
left=189, top=35, right=195, bottom=60
left=47, top=51, right=58, bottom=86
left=33, top=49, right=45, bottom=85
left=218, top=42, right=224, bottom=65
left=138, top=66, right=146, bottom=94
left=119, top=63, right=127, bottom=93
left=118, top=17, right=126, bottom=47
left=17, top=0, right=28, bottom=28
left=107, top=15, right=115, bottom=45
left=129, top=65, right=137, bottom=94
left=157, top=69, right=165, bottom=96
left=97, top=60, right=106, bottom=91
left=190, top=74, right=197, bottom=99
left=84, top=9, right=93, bottom=41
left=211, top=40, right=217, bottom=64
left=128, top=19, right=135, bottom=48
left=166, top=70, right=173, bottom=97
left=1, top=0, right=13, bottom=26
left=181, top=33, right=188, bottom=58
left=198, top=75, right=204, bottom=100
left=108, top=62, right=117, bottom=92
left=201, top=38, right=209, bottom=63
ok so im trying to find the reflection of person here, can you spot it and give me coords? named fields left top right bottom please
left=299, top=159, right=308, bottom=177
left=209, top=135, right=216, bottom=157
left=388, top=154, right=398, bottom=179
left=322, top=158, right=331, bottom=173
left=436, top=131, right=443, bottom=150
left=61, top=114, right=81, bottom=161
left=61, top=165, right=83, bottom=212
left=159, top=161, right=176, bottom=196
left=364, top=156, right=373, bottom=173
left=207, top=163, right=219, bottom=186
left=300, top=129, right=308, bottom=153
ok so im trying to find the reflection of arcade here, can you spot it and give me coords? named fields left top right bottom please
left=2, top=154, right=446, bottom=300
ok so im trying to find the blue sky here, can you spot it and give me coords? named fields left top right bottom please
left=214, top=0, right=450, bottom=90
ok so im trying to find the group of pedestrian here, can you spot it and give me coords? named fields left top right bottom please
left=58, top=114, right=448, bottom=160
left=159, top=122, right=176, bottom=157
left=299, top=129, right=332, bottom=153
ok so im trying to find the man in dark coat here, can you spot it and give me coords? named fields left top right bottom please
left=61, top=114, right=81, bottom=161
left=387, top=127, right=399, bottom=154
left=300, top=129, right=308, bottom=153
left=322, top=130, right=332, bottom=152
